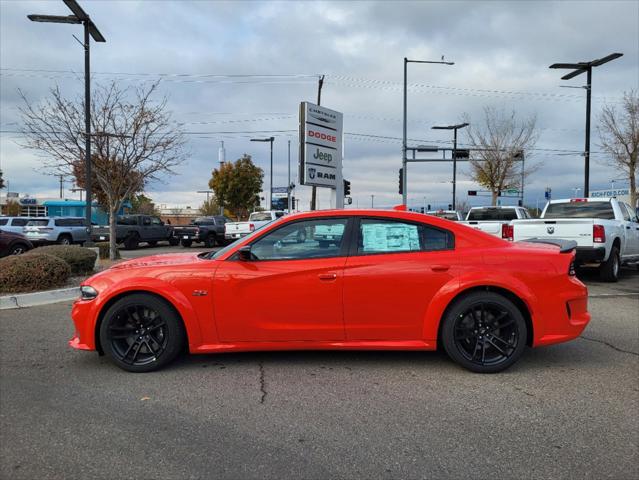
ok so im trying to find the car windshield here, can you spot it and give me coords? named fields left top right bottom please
left=544, top=201, right=615, bottom=219
left=208, top=216, right=287, bottom=259
left=249, top=212, right=272, bottom=221
left=467, top=209, right=518, bottom=221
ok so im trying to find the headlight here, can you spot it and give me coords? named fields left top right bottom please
left=80, top=285, right=99, bottom=300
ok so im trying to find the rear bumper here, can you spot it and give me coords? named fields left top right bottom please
left=575, top=247, right=605, bottom=264
left=225, top=232, right=249, bottom=239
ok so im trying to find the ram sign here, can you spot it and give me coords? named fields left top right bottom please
left=299, top=102, right=343, bottom=188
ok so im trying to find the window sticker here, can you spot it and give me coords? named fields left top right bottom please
left=361, top=223, right=420, bottom=252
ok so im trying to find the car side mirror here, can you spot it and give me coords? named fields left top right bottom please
left=238, top=245, right=252, bottom=261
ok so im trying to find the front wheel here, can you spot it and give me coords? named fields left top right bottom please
left=441, top=292, right=527, bottom=373
left=9, top=243, right=29, bottom=255
left=599, top=246, right=620, bottom=282
left=99, top=294, right=185, bottom=372
left=203, top=234, right=216, bottom=248
left=58, top=234, right=72, bottom=245
left=168, top=237, right=179, bottom=246
left=124, top=233, right=139, bottom=250
left=180, top=239, right=192, bottom=248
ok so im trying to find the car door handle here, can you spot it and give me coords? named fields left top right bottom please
left=318, top=273, right=338, bottom=281
left=431, top=265, right=450, bottom=272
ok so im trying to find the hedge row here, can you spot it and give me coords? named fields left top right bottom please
left=95, top=241, right=120, bottom=260
left=0, top=254, right=71, bottom=294
left=27, top=245, right=97, bottom=275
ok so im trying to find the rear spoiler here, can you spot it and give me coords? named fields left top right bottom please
left=520, top=238, right=577, bottom=253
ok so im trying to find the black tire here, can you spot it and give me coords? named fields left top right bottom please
left=99, top=293, right=185, bottom=373
left=147, top=241, right=158, bottom=247
left=124, top=233, right=139, bottom=250
left=9, top=243, right=30, bottom=255
left=57, top=234, right=72, bottom=245
left=599, top=246, right=620, bottom=282
left=441, top=291, right=527, bottom=373
left=181, top=239, right=192, bottom=248
left=203, top=234, right=216, bottom=248
left=168, top=237, right=179, bottom=246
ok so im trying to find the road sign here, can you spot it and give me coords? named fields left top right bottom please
left=506, top=188, right=519, bottom=194
left=299, top=102, right=343, bottom=189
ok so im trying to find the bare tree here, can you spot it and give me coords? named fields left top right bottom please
left=19, top=81, right=185, bottom=259
left=465, top=107, right=539, bottom=205
left=598, top=90, right=638, bottom=208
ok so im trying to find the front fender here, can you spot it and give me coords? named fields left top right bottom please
left=422, top=273, right=537, bottom=342
left=90, top=276, right=203, bottom=350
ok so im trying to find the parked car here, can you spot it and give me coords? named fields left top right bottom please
left=511, top=197, right=639, bottom=281
left=0, top=229, right=33, bottom=257
left=224, top=211, right=285, bottom=241
left=92, top=215, right=177, bottom=249
left=427, top=210, right=464, bottom=221
left=460, top=206, right=531, bottom=239
left=0, top=217, right=38, bottom=234
left=71, top=208, right=589, bottom=374
left=23, top=217, right=89, bottom=245
left=172, top=216, right=231, bottom=248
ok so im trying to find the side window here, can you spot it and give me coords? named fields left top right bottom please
left=12, top=219, right=29, bottom=227
left=620, top=203, right=631, bottom=222
left=151, top=217, right=162, bottom=225
left=275, top=212, right=285, bottom=219
left=358, top=218, right=453, bottom=254
left=0, top=219, right=8, bottom=226
left=250, top=218, right=348, bottom=261
left=143, top=217, right=152, bottom=226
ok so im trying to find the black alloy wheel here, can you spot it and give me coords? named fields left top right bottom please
left=442, top=292, right=527, bottom=373
left=58, top=235, right=72, bottom=245
left=100, top=294, right=185, bottom=372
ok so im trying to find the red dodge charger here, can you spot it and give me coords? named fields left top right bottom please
left=71, top=209, right=590, bottom=373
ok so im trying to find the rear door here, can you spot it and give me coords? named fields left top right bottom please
left=343, top=216, right=458, bottom=340
left=620, top=203, right=639, bottom=256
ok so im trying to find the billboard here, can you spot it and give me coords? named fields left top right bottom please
left=299, top=102, right=343, bottom=189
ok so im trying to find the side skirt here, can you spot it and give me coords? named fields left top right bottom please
left=191, top=339, right=437, bottom=354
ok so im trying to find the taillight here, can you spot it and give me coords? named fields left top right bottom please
left=501, top=224, right=514, bottom=241
left=570, top=198, right=588, bottom=202
left=249, top=223, right=255, bottom=232
left=593, top=224, right=605, bottom=243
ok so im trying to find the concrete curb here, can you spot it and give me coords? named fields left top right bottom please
left=0, top=287, right=80, bottom=310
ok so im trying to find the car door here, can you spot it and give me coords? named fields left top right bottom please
left=213, top=217, right=352, bottom=342
left=149, top=216, right=165, bottom=240
left=621, top=203, right=639, bottom=257
left=343, top=216, right=458, bottom=341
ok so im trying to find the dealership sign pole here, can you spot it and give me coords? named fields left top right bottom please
left=299, top=102, right=344, bottom=209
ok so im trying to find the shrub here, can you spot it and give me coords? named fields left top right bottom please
left=95, top=241, right=120, bottom=260
left=27, top=245, right=97, bottom=275
left=0, top=253, right=71, bottom=294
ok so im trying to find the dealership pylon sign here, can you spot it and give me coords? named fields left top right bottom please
left=299, top=102, right=343, bottom=192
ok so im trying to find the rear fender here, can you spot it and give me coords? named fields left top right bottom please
left=422, top=273, right=537, bottom=342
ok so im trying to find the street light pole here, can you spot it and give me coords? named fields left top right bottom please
left=402, top=57, right=454, bottom=205
left=287, top=139, right=291, bottom=212
left=28, top=0, right=106, bottom=242
left=432, top=122, right=469, bottom=210
left=549, top=52, right=623, bottom=197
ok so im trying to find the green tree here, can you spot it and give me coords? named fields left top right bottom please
left=198, top=196, right=221, bottom=216
left=129, top=193, right=158, bottom=215
left=209, top=154, right=263, bottom=220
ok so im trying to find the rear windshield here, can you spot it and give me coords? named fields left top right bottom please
left=467, top=208, right=518, bottom=221
left=249, top=212, right=273, bottom=221
left=429, top=212, right=459, bottom=221
left=544, top=202, right=615, bottom=219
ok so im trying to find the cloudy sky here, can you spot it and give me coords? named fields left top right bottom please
left=1, top=0, right=637, bottom=211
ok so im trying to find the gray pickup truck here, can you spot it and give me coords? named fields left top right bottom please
left=92, top=215, right=177, bottom=249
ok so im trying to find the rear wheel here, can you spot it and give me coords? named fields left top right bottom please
left=9, top=243, right=29, bottom=255
left=168, top=237, right=179, bottom=246
left=99, top=294, right=185, bottom=372
left=181, top=239, right=192, bottom=248
left=124, top=233, right=139, bottom=250
left=441, top=292, right=527, bottom=373
left=57, top=234, right=72, bottom=245
left=599, top=246, right=620, bottom=282
left=203, top=234, right=216, bottom=248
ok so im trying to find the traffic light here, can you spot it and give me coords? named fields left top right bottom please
left=398, top=168, right=404, bottom=194
left=343, top=179, right=351, bottom=196
left=468, top=190, right=477, bottom=196
left=448, top=204, right=453, bottom=210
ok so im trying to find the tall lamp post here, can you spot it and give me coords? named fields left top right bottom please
left=28, top=0, right=106, bottom=240
left=402, top=57, right=454, bottom=205
left=549, top=52, right=623, bottom=197
left=431, top=122, right=469, bottom=210
left=251, top=137, right=275, bottom=210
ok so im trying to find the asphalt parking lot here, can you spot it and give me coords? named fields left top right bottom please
left=0, top=264, right=637, bottom=479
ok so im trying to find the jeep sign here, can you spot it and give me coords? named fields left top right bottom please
left=299, top=102, right=343, bottom=188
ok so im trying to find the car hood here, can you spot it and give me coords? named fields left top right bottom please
left=110, top=252, right=206, bottom=270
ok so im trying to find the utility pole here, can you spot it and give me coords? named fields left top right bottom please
left=310, top=74, right=325, bottom=211
left=58, top=174, right=64, bottom=199
left=432, top=122, right=468, bottom=210
left=370, top=194, right=375, bottom=208
left=287, top=139, right=292, bottom=212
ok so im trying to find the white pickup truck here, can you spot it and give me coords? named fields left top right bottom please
left=224, top=211, right=285, bottom=241
left=460, top=206, right=532, bottom=239
left=511, top=198, right=639, bottom=282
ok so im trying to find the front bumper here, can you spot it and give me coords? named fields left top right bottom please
left=70, top=298, right=99, bottom=351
